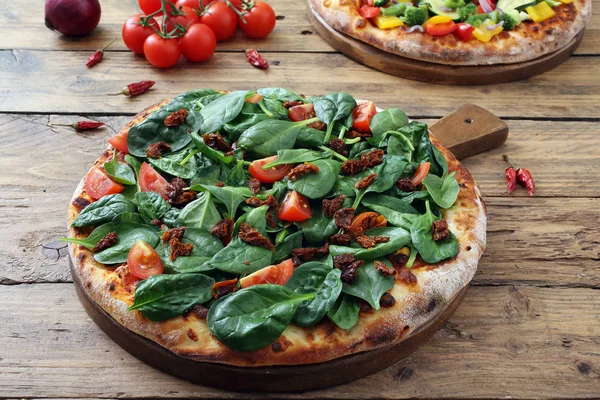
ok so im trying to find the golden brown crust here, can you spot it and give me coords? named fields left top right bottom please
left=67, top=98, right=486, bottom=367
left=309, top=0, right=591, bottom=65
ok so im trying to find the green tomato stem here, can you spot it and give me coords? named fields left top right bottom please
left=337, top=126, right=348, bottom=140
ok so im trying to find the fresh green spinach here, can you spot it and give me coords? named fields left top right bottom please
left=369, top=108, right=408, bottom=147
left=134, top=192, right=171, bottom=221
left=327, top=294, right=360, bottom=330
left=263, top=149, right=329, bottom=168
left=238, top=119, right=316, bottom=157
left=313, top=92, right=357, bottom=142
left=410, top=201, right=458, bottom=264
left=71, top=194, right=135, bottom=227
left=329, top=227, right=411, bottom=260
left=178, top=192, right=222, bottom=231
left=104, top=150, right=136, bottom=185
left=422, top=172, right=460, bottom=209
left=199, top=90, right=251, bottom=134
left=341, top=259, right=394, bottom=310
left=287, top=159, right=340, bottom=199
left=157, top=228, right=223, bottom=273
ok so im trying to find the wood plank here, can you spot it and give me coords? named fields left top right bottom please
left=0, top=115, right=598, bottom=287
left=0, top=0, right=597, bottom=55
left=1, top=283, right=598, bottom=398
left=2, top=51, right=600, bottom=117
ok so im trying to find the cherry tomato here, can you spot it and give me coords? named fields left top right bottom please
left=180, top=23, right=216, bottom=62
left=248, top=155, right=293, bottom=183
left=411, top=162, right=431, bottom=185
left=176, top=0, right=203, bottom=10
left=239, top=1, right=276, bottom=39
left=127, top=240, right=164, bottom=280
left=245, top=93, right=263, bottom=104
left=139, top=162, right=170, bottom=199
left=239, top=259, right=294, bottom=288
left=199, top=2, right=238, bottom=42
left=454, top=22, right=475, bottom=42
left=166, top=5, right=200, bottom=32
left=352, top=101, right=377, bottom=133
left=138, top=0, right=176, bottom=15
left=358, top=4, right=380, bottom=19
left=288, top=104, right=315, bottom=122
left=212, top=278, right=239, bottom=298
left=278, top=191, right=312, bottom=222
left=122, top=14, right=158, bottom=55
left=426, top=21, right=457, bottom=36
left=143, top=34, right=181, bottom=69
left=349, top=212, right=387, bottom=236
left=108, top=131, right=129, bottom=154
left=84, top=167, right=124, bottom=200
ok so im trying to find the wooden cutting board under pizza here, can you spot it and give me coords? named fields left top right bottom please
left=308, top=0, right=591, bottom=84
left=63, top=89, right=490, bottom=391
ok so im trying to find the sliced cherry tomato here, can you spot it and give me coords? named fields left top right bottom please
left=454, top=22, right=475, bottom=42
left=288, top=104, right=315, bottom=122
left=239, top=1, right=276, bottom=39
left=180, top=23, right=216, bottom=62
left=108, top=131, right=129, bottom=154
left=352, top=101, right=377, bottom=133
left=199, top=2, right=238, bottom=42
left=411, top=162, right=431, bottom=186
left=245, top=93, right=263, bottom=104
left=211, top=278, right=239, bottom=298
left=239, top=259, right=294, bottom=288
left=426, top=21, right=457, bottom=36
left=248, top=155, right=293, bottom=183
left=138, top=0, right=176, bottom=15
left=139, top=162, right=170, bottom=199
left=278, top=190, right=312, bottom=222
left=122, top=14, right=158, bottom=55
left=165, top=5, right=200, bottom=31
left=359, top=4, right=380, bottom=19
left=127, top=240, right=164, bottom=280
left=349, top=212, right=387, bottom=236
left=144, top=34, right=181, bottom=69
left=84, top=167, right=124, bottom=200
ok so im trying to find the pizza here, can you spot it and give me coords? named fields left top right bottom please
left=309, top=0, right=590, bottom=65
left=65, top=88, right=486, bottom=367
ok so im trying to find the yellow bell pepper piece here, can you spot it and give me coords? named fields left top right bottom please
left=425, top=15, right=453, bottom=25
left=525, top=2, right=556, bottom=22
left=558, top=0, right=573, bottom=3
left=473, top=19, right=504, bottom=42
left=373, top=15, right=404, bottom=29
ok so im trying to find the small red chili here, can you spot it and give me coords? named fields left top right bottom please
left=503, top=155, right=535, bottom=196
left=108, top=80, right=155, bottom=97
left=49, top=120, right=105, bottom=131
left=86, top=38, right=117, bottom=68
left=245, top=49, right=269, bottom=69
left=502, top=155, right=517, bottom=194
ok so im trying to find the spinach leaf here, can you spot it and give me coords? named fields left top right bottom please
left=225, top=161, right=248, bottom=187
left=422, top=172, right=460, bottom=209
left=263, top=149, right=329, bottom=168
left=135, top=192, right=171, bottom=220
left=300, top=205, right=339, bottom=244
left=327, top=294, right=360, bottom=330
left=341, top=259, right=394, bottom=310
left=287, top=159, right=340, bottom=199
left=104, top=150, right=136, bottom=185
left=148, top=150, right=198, bottom=179
left=257, top=87, right=306, bottom=102
left=368, top=108, right=409, bottom=146
left=172, top=88, right=222, bottom=105
left=178, top=192, right=221, bottom=231
left=366, top=155, right=409, bottom=194
left=191, top=153, right=229, bottom=184
left=223, top=113, right=270, bottom=141
left=329, top=227, right=411, bottom=260
left=238, top=119, right=310, bottom=157
left=262, top=98, right=289, bottom=120
left=200, top=184, right=252, bottom=217
left=200, top=90, right=251, bottom=134
left=127, top=102, right=195, bottom=157
left=286, top=262, right=343, bottom=326
left=313, top=92, right=357, bottom=141
left=111, top=211, right=150, bottom=225
left=387, top=133, right=414, bottom=160
left=207, top=284, right=314, bottom=352
left=362, top=194, right=418, bottom=229
left=410, top=122, right=448, bottom=177
left=161, top=208, right=181, bottom=228
left=273, top=231, right=303, bottom=263
left=190, top=131, right=236, bottom=164
left=129, top=273, right=214, bottom=321
left=157, top=228, right=223, bottom=273
left=71, top=194, right=135, bottom=227
left=296, top=127, right=326, bottom=148
left=410, top=201, right=458, bottom=264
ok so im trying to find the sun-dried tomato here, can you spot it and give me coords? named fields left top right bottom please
left=360, top=149, right=384, bottom=168
left=290, top=243, right=329, bottom=267
left=164, top=109, right=188, bottom=127
left=374, top=260, right=396, bottom=276
left=396, top=178, right=416, bottom=192
left=333, top=254, right=364, bottom=283
left=287, top=163, right=319, bottom=182
left=307, top=121, right=327, bottom=131
left=92, top=231, right=118, bottom=253
left=328, top=138, right=348, bottom=157
left=166, top=178, right=197, bottom=207
left=212, top=278, right=238, bottom=299
left=249, top=177, right=261, bottom=195
left=431, top=219, right=450, bottom=241
left=356, top=235, right=376, bottom=248
left=162, top=226, right=186, bottom=244
left=146, top=141, right=171, bottom=158
left=169, top=237, right=193, bottom=261
left=334, top=207, right=355, bottom=230
left=355, top=173, right=377, bottom=190
left=322, top=195, right=345, bottom=218
left=329, top=233, right=351, bottom=246
left=238, top=222, right=274, bottom=250
left=203, top=133, right=233, bottom=152
left=210, top=218, right=233, bottom=246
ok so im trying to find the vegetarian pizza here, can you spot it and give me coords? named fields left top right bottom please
left=64, top=88, right=486, bottom=366
left=309, top=0, right=590, bottom=65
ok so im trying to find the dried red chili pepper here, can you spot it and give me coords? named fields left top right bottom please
left=503, top=155, right=535, bottom=196
left=86, top=37, right=117, bottom=68
left=245, top=49, right=269, bottom=69
left=108, top=80, right=155, bottom=97
left=49, top=120, right=105, bottom=131
left=502, top=155, right=517, bottom=194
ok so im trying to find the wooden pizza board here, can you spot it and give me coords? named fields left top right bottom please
left=68, top=105, right=506, bottom=391
left=307, top=4, right=585, bottom=85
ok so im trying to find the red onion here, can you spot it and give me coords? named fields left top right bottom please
left=45, top=0, right=101, bottom=36
left=407, top=25, right=425, bottom=33
left=479, top=0, right=494, bottom=14
left=487, top=20, right=504, bottom=30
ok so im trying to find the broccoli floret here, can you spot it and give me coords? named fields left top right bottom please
left=445, top=0, right=466, bottom=9
left=374, top=0, right=390, bottom=6
left=459, top=3, right=478, bottom=21
left=403, top=6, right=428, bottom=26
left=499, top=9, right=521, bottom=30
left=465, top=14, right=485, bottom=27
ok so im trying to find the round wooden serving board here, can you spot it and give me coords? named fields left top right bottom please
left=69, top=246, right=468, bottom=392
left=308, top=5, right=584, bottom=85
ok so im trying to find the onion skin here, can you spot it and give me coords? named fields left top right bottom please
left=45, top=0, right=102, bottom=36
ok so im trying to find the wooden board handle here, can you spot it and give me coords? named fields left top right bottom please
left=429, top=104, right=508, bottom=160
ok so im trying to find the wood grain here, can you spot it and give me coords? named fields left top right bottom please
left=0, top=0, right=597, bottom=55
left=0, top=115, right=598, bottom=288
left=1, top=283, right=598, bottom=398
left=1, top=51, right=600, bottom=117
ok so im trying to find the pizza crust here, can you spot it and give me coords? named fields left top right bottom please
left=309, top=0, right=590, bottom=65
left=67, top=100, right=486, bottom=367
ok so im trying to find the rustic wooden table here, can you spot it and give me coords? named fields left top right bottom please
left=1, top=0, right=599, bottom=398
